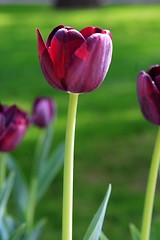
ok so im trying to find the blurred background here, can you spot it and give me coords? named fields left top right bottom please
left=0, top=0, right=160, bottom=239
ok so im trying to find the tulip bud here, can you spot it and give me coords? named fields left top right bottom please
left=137, top=64, right=160, bottom=125
left=0, top=104, right=29, bottom=152
left=36, top=25, right=112, bottom=93
left=32, top=97, right=56, bottom=128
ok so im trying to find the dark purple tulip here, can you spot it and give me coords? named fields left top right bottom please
left=36, top=25, right=112, bottom=93
left=0, top=104, right=29, bottom=152
left=137, top=64, right=160, bottom=125
left=32, top=97, right=56, bottom=128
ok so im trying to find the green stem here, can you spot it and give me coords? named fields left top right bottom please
left=26, top=177, right=38, bottom=231
left=141, top=127, right=160, bottom=240
left=62, top=93, right=79, bottom=240
left=0, top=154, right=6, bottom=189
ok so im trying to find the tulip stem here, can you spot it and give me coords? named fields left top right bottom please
left=141, top=127, right=160, bottom=240
left=26, top=177, right=38, bottom=231
left=0, top=154, right=6, bottom=189
left=62, top=93, right=79, bottom=240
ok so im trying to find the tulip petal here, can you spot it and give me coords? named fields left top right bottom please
left=36, top=29, right=46, bottom=61
left=40, top=49, right=64, bottom=91
left=65, top=33, right=112, bottom=93
left=137, top=71, right=160, bottom=125
left=80, top=26, right=104, bottom=39
left=80, top=26, right=112, bottom=40
left=49, top=28, right=85, bottom=82
left=147, top=65, right=160, bottom=91
left=0, top=107, right=29, bottom=152
left=32, top=97, right=56, bottom=128
left=0, top=114, right=5, bottom=135
left=0, top=123, right=27, bottom=152
left=46, top=25, right=64, bottom=48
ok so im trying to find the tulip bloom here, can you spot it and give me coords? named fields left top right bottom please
left=36, top=25, right=112, bottom=93
left=0, top=104, right=29, bottom=152
left=32, top=97, right=56, bottom=128
left=137, top=64, right=160, bottom=125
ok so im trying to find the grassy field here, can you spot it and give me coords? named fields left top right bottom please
left=0, top=4, right=160, bottom=240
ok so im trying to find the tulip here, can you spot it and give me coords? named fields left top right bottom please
left=0, top=104, right=29, bottom=152
left=36, top=25, right=112, bottom=93
left=137, top=64, right=160, bottom=125
left=32, top=97, right=56, bottom=128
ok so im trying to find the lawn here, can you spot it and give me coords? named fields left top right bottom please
left=0, top=3, right=160, bottom=240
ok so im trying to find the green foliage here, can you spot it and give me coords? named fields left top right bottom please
left=99, top=232, right=109, bottom=240
left=0, top=4, right=160, bottom=240
left=83, top=185, right=111, bottom=240
left=3, top=126, right=64, bottom=239
left=130, top=224, right=140, bottom=240
left=0, top=174, right=15, bottom=221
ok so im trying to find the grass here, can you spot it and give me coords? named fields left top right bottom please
left=0, top=3, right=160, bottom=240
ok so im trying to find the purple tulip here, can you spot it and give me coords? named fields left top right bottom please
left=36, top=25, right=112, bottom=93
left=0, top=104, right=29, bottom=152
left=32, top=97, right=56, bottom=128
left=137, top=64, right=160, bottom=125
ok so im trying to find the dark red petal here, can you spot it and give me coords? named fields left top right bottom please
left=49, top=28, right=85, bottom=81
left=0, top=122, right=27, bottom=152
left=65, top=33, right=112, bottom=93
left=80, top=26, right=104, bottom=39
left=0, top=106, right=29, bottom=152
left=46, top=25, right=64, bottom=48
left=41, top=49, right=65, bottom=91
left=147, top=64, right=160, bottom=90
left=0, top=113, right=5, bottom=136
left=137, top=71, right=160, bottom=125
left=147, top=64, right=160, bottom=78
left=36, top=29, right=46, bottom=61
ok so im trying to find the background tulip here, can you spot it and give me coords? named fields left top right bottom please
left=137, top=64, right=160, bottom=125
left=0, top=104, right=29, bottom=152
left=36, top=25, right=112, bottom=93
left=32, top=97, right=56, bottom=128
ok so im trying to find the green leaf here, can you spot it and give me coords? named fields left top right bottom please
left=99, top=232, right=109, bottom=240
left=6, top=155, right=29, bottom=219
left=37, top=143, right=64, bottom=201
left=0, top=173, right=15, bottom=221
left=130, top=224, right=140, bottom=240
left=8, top=223, right=26, bottom=240
left=33, top=125, right=54, bottom=177
left=0, top=215, right=15, bottom=239
left=83, top=184, right=111, bottom=240
left=150, top=220, right=160, bottom=240
left=28, top=219, right=46, bottom=240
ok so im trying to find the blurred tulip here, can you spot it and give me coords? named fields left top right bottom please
left=0, top=104, right=29, bottom=152
left=32, top=97, right=56, bottom=128
left=137, top=64, right=160, bottom=125
left=36, top=25, right=112, bottom=93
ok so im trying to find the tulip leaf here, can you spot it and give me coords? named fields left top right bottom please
left=8, top=223, right=26, bottom=240
left=27, top=219, right=46, bottom=240
left=99, top=232, right=109, bottom=240
left=83, top=184, right=111, bottom=240
left=37, top=143, right=64, bottom=201
left=6, top=155, right=28, bottom=219
left=33, top=125, right=54, bottom=177
left=0, top=215, right=16, bottom=240
left=0, top=173, right=15, bottom=221
left=130, top=224, right=140, bottom=240
left=0, top=214, right=17, bottom=240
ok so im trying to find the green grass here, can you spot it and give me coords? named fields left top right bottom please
left=0, top=4, right=160, bottom=240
